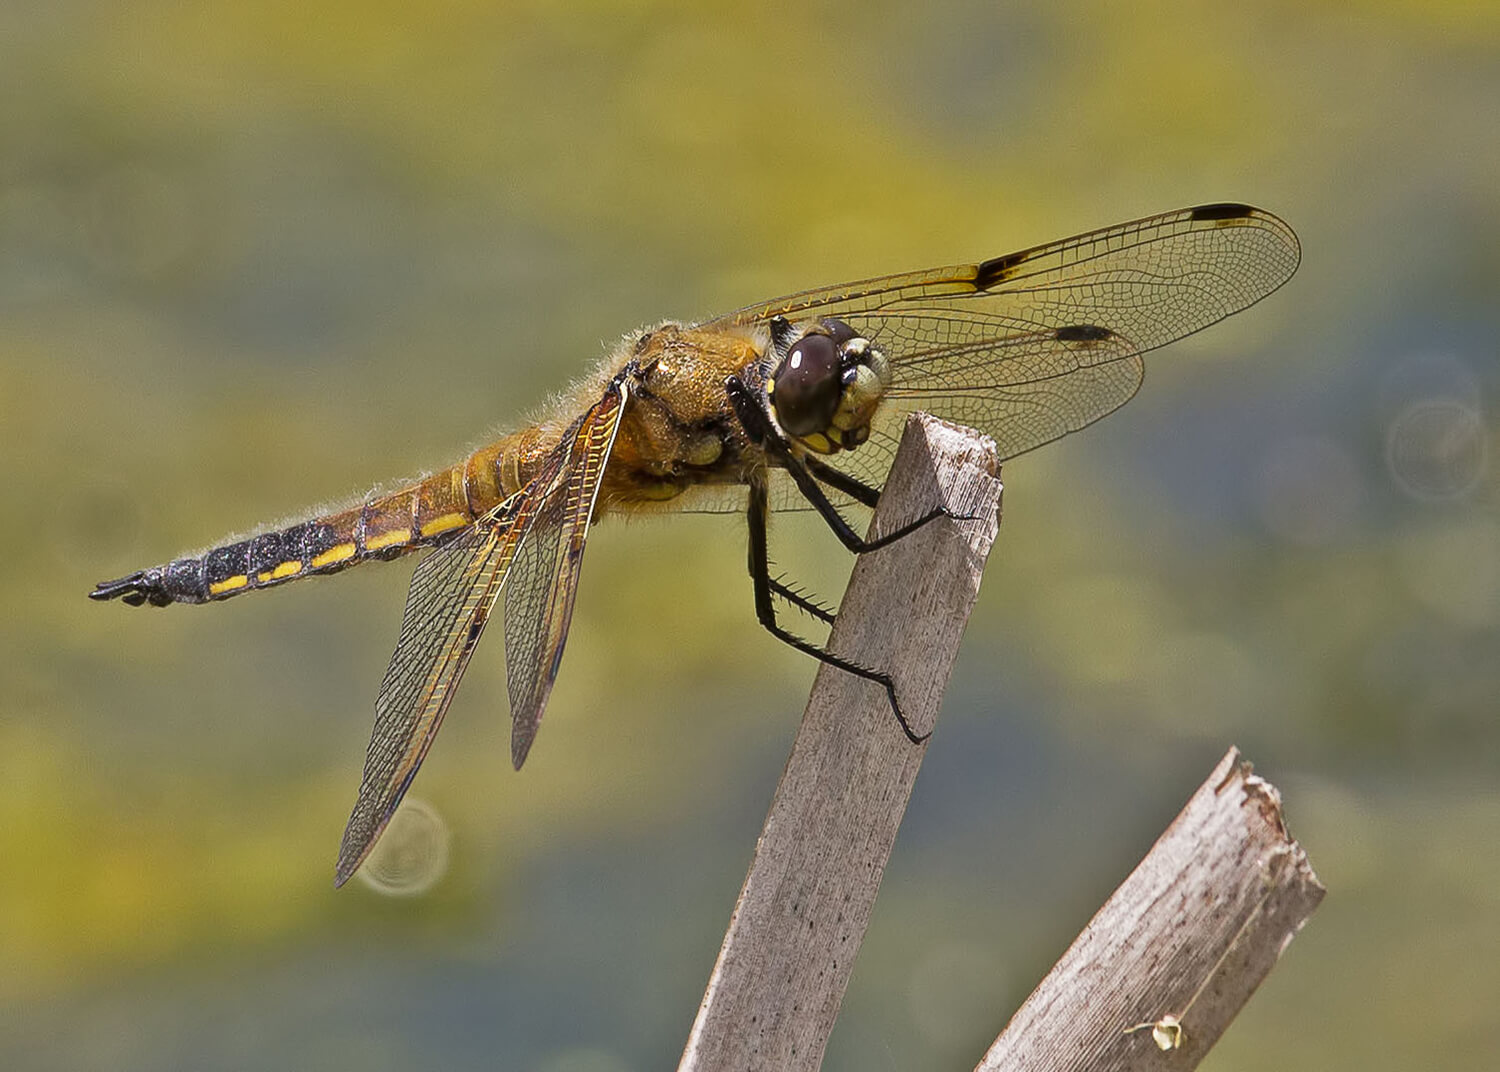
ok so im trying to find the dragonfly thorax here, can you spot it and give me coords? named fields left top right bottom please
left=767, top=318, right=891, bottom=455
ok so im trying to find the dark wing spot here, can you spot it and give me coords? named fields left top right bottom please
left=1054, top=324, right=1114, bottom=342
left=1189, top=202, right=1255, bottom=222
left=972, top=250, right=1028, bottom=290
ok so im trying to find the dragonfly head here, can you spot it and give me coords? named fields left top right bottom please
left=767, top=318, right=891, bottom=455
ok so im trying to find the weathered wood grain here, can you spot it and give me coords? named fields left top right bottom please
left=975, top=748, right=1325, bottom=1071
left=678, top=414, right=1003, bottom=1072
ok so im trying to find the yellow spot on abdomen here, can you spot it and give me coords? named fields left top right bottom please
left=257, top=560, right=303, bottom=583
left=419, top=512, right=467, bottom=538
left=209, top=574, right=249, bottom=596
left=311, top=542, right=357, bottom=569
left=363, top=527, right=412, bottom=552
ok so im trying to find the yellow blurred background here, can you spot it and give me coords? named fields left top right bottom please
left=4, top=1, right=1498, bottom=1068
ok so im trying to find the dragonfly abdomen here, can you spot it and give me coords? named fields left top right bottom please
left=89, top=455, right=503, bottom=607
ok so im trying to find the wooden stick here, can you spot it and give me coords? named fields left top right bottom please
left=976, top=748, right=1325, bottom=1071
left=679, top=414, right=1003, bottom=1072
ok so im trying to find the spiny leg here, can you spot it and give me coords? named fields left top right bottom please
left=767, top=573, right=837, bottom=626
left=802, top=455, right=880, bottom=509
left=746, top=477, right=928, bottom=744
left=788, top=449, right=970, bottom=552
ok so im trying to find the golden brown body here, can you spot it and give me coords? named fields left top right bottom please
left=90, top=203, right=1300, bottom=886
left=92, top=324, right=767, bottom=607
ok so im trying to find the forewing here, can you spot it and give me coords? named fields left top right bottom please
left=503, top=380, right=629, bottom=768
left=334, top=497, right=531, bottom=886
left=698, top=203, right=1299, bottom=490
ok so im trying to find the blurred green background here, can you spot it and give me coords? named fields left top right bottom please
left=4, top=1, right=1498, bottom=1068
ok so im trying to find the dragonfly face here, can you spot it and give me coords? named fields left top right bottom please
left=765, top=317, right=892, bottom=456
left=91, top=203, right=1300, bottom=884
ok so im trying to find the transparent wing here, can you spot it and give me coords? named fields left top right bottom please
left=627, top=471, right=806, bottom=517
left=829, top=328, right=1147, bottom=496
left=333, top=494, right=533, bottom=886
left=503, top=379, right=629, bottom=768
left=697, top=203, right=1300, bottom=492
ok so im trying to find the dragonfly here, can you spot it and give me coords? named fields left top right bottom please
left=91, top=203, right=1300, bottom=885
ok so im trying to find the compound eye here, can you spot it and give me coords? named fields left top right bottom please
left=770, top=331, right=841, bottom=437
left=822, top=318, right=859, bottom=348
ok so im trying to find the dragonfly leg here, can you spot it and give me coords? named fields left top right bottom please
left=746, top=477, right=928, bottom=744
left=726, top=373, right=976, bottom=554
left=799, top=453, right=993, bottom=552
left=801, top=455, right=880, bottom=508
left=726, top=377, right=987, bottom=553
left=767, top=574, right=837, bottom=626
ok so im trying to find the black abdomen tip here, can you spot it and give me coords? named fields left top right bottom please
left=91, top=571, right=157, bottom=606
left=90, top=567, right=186, bottom=607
